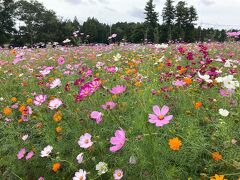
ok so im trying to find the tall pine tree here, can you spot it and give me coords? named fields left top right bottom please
left=162, top=0, right=175, bottom=41
left=144, top=0, right=159, bottom=42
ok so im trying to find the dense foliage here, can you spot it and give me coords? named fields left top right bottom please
left=0, top=0, right=233, bottom=46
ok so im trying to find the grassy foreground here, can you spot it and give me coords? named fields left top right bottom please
left=0, top=43, right=239, bottom=180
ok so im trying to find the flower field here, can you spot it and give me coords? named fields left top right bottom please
left=0, top=43, right=239, bottom=180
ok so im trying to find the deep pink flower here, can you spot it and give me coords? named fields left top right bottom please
left=102, top=101, right=117, bottom=110
left=88, top=78, right=101, bottom=91
left=17, top=148, right=26, bottom=159
left=90, top=111, right=103, bottom=124
left=33, top=94, right=47, bottom=106
left=110, top=85, right=126, bottom=95
left=26, top=151, right=34, bottom=160
left=110, top=129, right=126, bottom=152
left=148, top=105, right=173, bottom=127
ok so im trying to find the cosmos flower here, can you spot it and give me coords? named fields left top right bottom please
left=219, top=109, right=229, bottom=117
left=57, top=57, right=65, bottom=65
left=78, top=133, right=93, bottom=149
left=110, top=129, right=126, bottom=152
left=17, top=148, right=26, bottom=159
left=50, top=78, right=61, bottom=89
left=210, top=174, right=227, bottom=180
left=76, top=153, right=84, bottom=164
left=96, top=162, right=108, bottom=175
left=148, top=105, right=173, bottom=127
left=73, top=169, right=87, bottom=180
left=168, top=137, right=182, bottom=151
left=197, top=72, right=213, bottom=83
left=48, top=98, right=63, bottom=110
left=110, top=85, right=126, bottom=95
left=40, top=145, right=53, bottom=157
left=25, top=151, right=34, bottom=160
left=113, top=169, right=123, bottom=180
left=90, top=111, right=103, bottom=124
left=33, top=94, right=47, bottom=106
left=101, top=101, right=117, bottom=110
left=173, top=80, right=186, bottom=87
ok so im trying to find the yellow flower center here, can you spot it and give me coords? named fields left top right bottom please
left=84, top=139, right=89, bottom=144
left=117, top=172, right=121, bottom=177
left=158, top=115, right=164, bottom=120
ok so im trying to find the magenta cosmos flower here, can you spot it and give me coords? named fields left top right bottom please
left=110, top=85, right=126, bottom=95
left=110, top=129, right=126, bottom=152
left=90, top=111, right=103, bottom=124
left=33, top=94, right=47, bottom=106
left=102, top=101, right=117, bottom=110
left=148, top=105, right=173, bottom=127
left=57, top=56, right=65, bottom=65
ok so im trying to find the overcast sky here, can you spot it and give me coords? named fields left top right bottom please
left=38, top=0, right=240, bottom=29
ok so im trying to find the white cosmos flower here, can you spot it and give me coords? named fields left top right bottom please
left=22, top=134, right=29, bottom=141
left=222, top=75, right=239, bottom=90
left=72, top=169, right=87, bottom=180
left=219, top=109, right=229, bottom=117
left=78, top=133, right=93, bottom=149
left=40, top=145, right=53, bottom=157
left=155, top=43, right=168, bottom=49
left=197, top=72, right=213, bottom=83
left=50, top=78, right=61, bottom=89
left=96, top=162, right=108, bottom=175
left=113, top=53, right=121, bottom=61
left=48, top=98, right=63, bottom=110
left=76, top=153, right=84, bottom=164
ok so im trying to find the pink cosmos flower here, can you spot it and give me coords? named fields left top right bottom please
left=90, top=111, right=103, bottom=124
left=33, top=94, right=47, bottom=106
left=26, top=151, right=34, bottom=160
left=106, top=66, right=118, bottom=73
left=110, top=85, right=126, bottom=95
left=57, top=56, right=65, bottom=65
left=148, top=105, right=173, bottom=127
left=113, top=169, right=123, bottom=180
left=38, top=177, right=44, bottom=180
left=17, top=148, right=26, bottom=159
left=110, top=129, right=126, bottom=152
left=48, top=98, right=63, bottom=110
left=78, top=133, right=93, bottom=149
left=173, top=80, right=186, bottom=87
left=102, top=101, right=117, bottom=110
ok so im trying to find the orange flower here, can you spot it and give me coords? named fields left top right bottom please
left=210, top=174, right=227, bottom=180
left=11, top=97, right=17, bottom=102
left=194, top=102, right=202, bottom=109
left=11, top=49, right=17, bottom=55
left=49, top=77, right=54, bottom=82
left=53, top=111, right=62, bottom=122
left=168, top=137, right=182, bottom=151
left=212, top=152, right=222, bottom=161
left=52, top=163, right=61, bottom=172
left=19, top=104, right=26, bottom=113
left=55, top=126, right=62, bottom=133
left=179, top=67, right=186, bottom=74
left=18, top=118, right=23, bottom=123
left=3, top=107, right=12, bottom=116
left=184, top=77, right=192, bottom=85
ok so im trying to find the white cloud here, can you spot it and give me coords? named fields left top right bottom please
left=37, top=0, right=240, bottom=29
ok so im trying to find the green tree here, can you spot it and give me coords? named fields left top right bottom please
left=162, top=0, right=175, bottom=41
left=144, top=0, right=159, bottom=42
left=0, top=0, right=16, bottom=45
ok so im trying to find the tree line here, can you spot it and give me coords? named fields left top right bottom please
left=0, top=0, right=234, bottom=47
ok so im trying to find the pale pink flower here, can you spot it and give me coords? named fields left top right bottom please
left=26, top=151, right=34, bottom=160
left=17, top=148, right=26, bottom=159
left=148, top=105, right=173, bottom=127
left=90, top=111, right=103, bottom=124
left=76, top=153, right=84, bottom=164
left=48, top=98, right=63, bottom=110
left=33, top=94, right=47, bottom=106
left=102, top=101, right=117, bottom=110
left=113, top=169, right=123, bottom=180
left=78, top=133, right=93, bottom=149
left=50, top=78, right=61, bottom=89
left=110, top=129, right=126, bottom=152
left=110, top=85, right=126, bottom=95
left=173, top=80, right=186, bottom=87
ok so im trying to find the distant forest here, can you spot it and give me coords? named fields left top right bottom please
left=0, top=0, right=238, bottom=46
